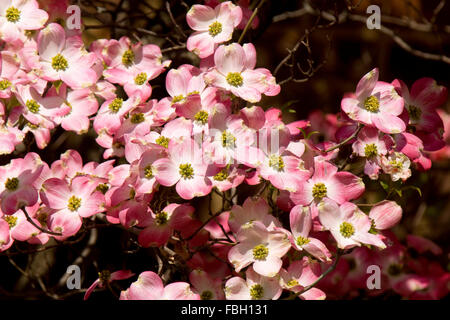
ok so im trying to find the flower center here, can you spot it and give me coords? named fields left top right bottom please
left=144, top=165, right=153, bottom=179
left=98, top=270, right=111, bottom=284
left=134, top=72, right=148, bottom=85
left=364, top=143, right=378, bottom=157
left=4, top=215, right=18, bottom=229
left=221, top=131, right=236, bottom=148
left=171, top=95, right=185, bottom=104
left=339, top=222, right=355, bottom=238
left=179, top=163, right=194, bottom=179
left=286, top=279, right=299, bottom=288
left=208, top=21, right=222, bottom=37
left=364, top=95, right=380, bottom=113
left=155, top=211, right=168, bottom=225
left=268, top=154, right=284, bottom=171
left=109, top=98, right=123, bottom=113
left=26, top=99, right=40, bottom=114
left=312, top=182, right=327, bottom=199
left=200, top=290, right=213, bottom=300
left=296, top=236, right=310, bottom=247
left=0, top=79, right=11, bottom=90
left=226, top=72, right=243, bottom=87
left=389, top=159, right=404, bottom=170
left=252, top=244, right=269, bottom=260
left=156, top=136, right=170, bottom=148
left=122, top=49, right=135, bottom=67
left=67, top=195, right=82, bottom=212
left=96, top=183, right=109, bottom=194
left=51, top=54, right=69, bottom=71
left=194, top=110, right=209, bottom=125
left=213, top=169, right=229, bottom=181
left=407, top=105, right=422, bottom=121
left=249, top=284, right=264, bottom=300
left=4, top=177, right=19, bottom=191
left=130, top=113, right=145, bottom=124
left=6, top=7, right=21, bottom=23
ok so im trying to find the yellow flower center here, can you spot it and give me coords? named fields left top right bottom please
left=67, top=195, right=82, bottom=212
left=155, top=211, right=168, bottom=225
left=6, top=7, right=21, bottom=23
left=201, top=290, right=213, bottom=300
left=109, top=98, right=123, bottom=113
left=213, top=169, right=229, bottom=181
left=221, top=131, right=236, bottom=148
left=96, top=183, right=109, bottom=194
left=4, top=215, right=18, bottom=229
left=268, top=154, right=284, bottom=171
left=249, top=284, right=264, bottom=300
left=179, top=163, right=194, bottom=179
left=296, top=236, right=310, bottom=247
left=130, top=113, right=145, bottom=124
left=194, top=110, right=209, bottom=125
left=339, top=222, right=355, bottom=238
left=5, top=177, right=19, bottom=191
left=134, top=72, right=148, bottom=85
left=0, top=79, right=11, bottom=90
left=364, top=95, right=380, bottom=113
left=407, top=105, right=422, bottom=121
left=26, top=99, right=40, bottom=113
left=312, top=182, right=327, bottom=199
left=98, top=270, right=111, bottom=284
left=208, top=21, right=223, bottom=37
left=156, top=136, right=170, bottom=148
left=252, top=244, right=269, bottom=260
left=171, top=95, right=185, bottom=104
left=226, top=72, right=243, bottom=87
left=364, top=143, right=378, bottom=158
left=122, top=49, right=135, bottom=67
left=51, top=54, right=69, bottom=71
left=144, top=165, right=153, bottom=179
left=286, top=279, right=299, bottom=288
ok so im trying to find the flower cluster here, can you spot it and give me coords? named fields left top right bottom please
left=0, top=0, right=448, bottom=300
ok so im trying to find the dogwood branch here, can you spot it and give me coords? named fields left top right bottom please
left=21, top=206, right=62, bottom=236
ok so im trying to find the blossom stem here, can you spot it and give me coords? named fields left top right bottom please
left=21, top=206, right=62, bottom=236
left=237, top=0, right=266, bottom=44
left=323, top=124, right=363, bottom=153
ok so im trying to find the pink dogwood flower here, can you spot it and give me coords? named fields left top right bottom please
left=279, top=257, right=326, bottom=300
left=138, top=203, right=194, bottom=247
left=380, top=151, right=411, bottom=182
left=368, top=200, right=402, bottom=231
left=0, top=0, right=48, bottom=44
left=393, top=77, right=447, bottom=132
left=153, top=138, right=214, bottom=200
left=228, top=220, right=291, bottom=277
left=186, top=1, right=242, bottom=58
left=189, top=269, right=225, bottom=300
left=290, top=157, right=365, bottom=206
left=341, top=68, right=406, bottom=134
left=0, top=153, right=43, bottom=215
left=120, top=271, right=199, bottom=300
left=289, top=205, right=331, bottom=262
left=84, top=270, right=134, bottom=300
left=205, top=43, right=280, bottom=102
left=318, top=199, right=386, bottom=250
left=352, top=126, right=394, bottom=179
left=36, top=23, right=98, bottom=89
left=224, top=266, right=282, bottom=300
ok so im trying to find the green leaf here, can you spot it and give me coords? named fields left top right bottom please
left=380, top=181, right=389, bottom=191
left=401, top=185, right=422, bottom=197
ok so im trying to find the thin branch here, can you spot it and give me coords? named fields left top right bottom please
left=323, top=124, right=363, bottom=153
left=22, top=206, right=62, bottom=236
left=238, top=0, right=266, bottom=44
